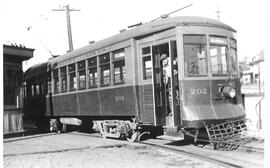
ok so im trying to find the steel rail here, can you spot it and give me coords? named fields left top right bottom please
left=71, top=131, right=263, bottom=167
left=139, top=141, right=242, bottom=168
left=4, top=132, right=57, bottom=143
left=4, top=143, right=128, bottom=157
left=70, top=132, right=240, bottom=167
left=5, top=131, right=263, bottom=167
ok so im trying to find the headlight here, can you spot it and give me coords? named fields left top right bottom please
left=229, top=88, right=236, bottom=98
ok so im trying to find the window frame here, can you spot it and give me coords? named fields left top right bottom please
left=68, top=64, right=77, bottom=91
left=60, top=66, right=67, bottom=92
left=99, top=53, right=111, bottom=86
left=183, top=34, right=208, bottom=77
left=209, top=35, right=229, bottom=76
left=78, top=60, right=86, bottom=90
left=142, top=46, right=152, bottom=80
left=113, top=49, right=125, bottom=84
left=47, top=72, right=52, bottom=94
left=88, top=57, right=98, bottom=88
left=53, top=69, right=59, bottom=94
left=229, top=38, right=238, bottom=75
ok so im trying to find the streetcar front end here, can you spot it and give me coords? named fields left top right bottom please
left=178, top=26, right=249, bottom=149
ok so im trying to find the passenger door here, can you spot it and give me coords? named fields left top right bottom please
left=152, top=41, right=180, bottom=127
left=152, top=45, right=166, bottom=126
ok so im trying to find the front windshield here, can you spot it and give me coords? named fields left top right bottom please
left=183, top=35, right=207, bottom=76
left=209, top=36, right=229, bottom=75
left=183, top=35, right=238, bottom=77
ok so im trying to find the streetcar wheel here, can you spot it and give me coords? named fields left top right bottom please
left=100, top=131, right=107, bottom=139
left=35, top=118, right=50, bottom=131
left=127, top=132, right=140, bottom=142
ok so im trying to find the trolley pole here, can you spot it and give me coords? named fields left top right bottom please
left=52, top=5, right=80, bottom=52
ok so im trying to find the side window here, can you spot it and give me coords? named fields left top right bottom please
left=26, top=80, right=32, bottom=98
left=113, top=49, right=125, bottom=84
left=99, top=53, right=110, bottom=86
left=40, top=75, right=46, bottom=96
left=47, top=73, right=52, bottom=93
left=88, top=57, right=98, bottom=88
left=229, top=38, right=238, bottom=75
left=209, top=36, right=228, bottom=75
left=23, top=81, right=27, bottom=99
left=68, top=64, right=77, bottom=91
left=183, top=35, right=207, bottom=76
left=35, top=77, right=40, bottom=96
left=78, top=61, right=86, bottom=89
left=30, top=79, right=35, bottom=97
left=53, top=69, right=59, bottom=93
left=60, top=67, right=67, bottom=92
left=142, top=47, right=152, bottom=80
left=31, top=82, right=35, bottom=97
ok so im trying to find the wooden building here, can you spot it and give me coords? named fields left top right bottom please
left=3, top=44, right=34, bottom=134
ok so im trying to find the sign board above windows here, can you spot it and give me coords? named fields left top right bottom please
left=78, top=61, right=86, bottom=71
left=88, top=57, right=97, bottom=67
left=113, top=49, right=125, bottom=60
left=183, top=35, right=206, bottom=44
left=209, top=36, right=227, bottom=45
left=99, top=53, right=110, bottom=65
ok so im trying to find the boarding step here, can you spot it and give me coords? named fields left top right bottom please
left=162, top=126, right=184, bottom=141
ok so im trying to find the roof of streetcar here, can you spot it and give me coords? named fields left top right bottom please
left=49, top=16, right=236, bottom=66
left=24, top=61, right=48, bottom=79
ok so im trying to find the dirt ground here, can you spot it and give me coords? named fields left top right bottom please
left=4, top=133, right=222, bottom=168
left=3, top=84, right=265, bottom=168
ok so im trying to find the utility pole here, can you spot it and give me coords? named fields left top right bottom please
left=52, top=5, right=80, bottom=52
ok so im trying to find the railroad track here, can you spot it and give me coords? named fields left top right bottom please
left=5, top=131, right=263, bottom=168
left=71, top=131, right=263, bottom=168
left=3, top=131, right=57, bottom=143
left=141, top=140, right=240, bottom=168
left=141, top=138, right=263, bottom=168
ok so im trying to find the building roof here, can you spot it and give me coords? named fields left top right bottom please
left=3, top=44, right=34, bottom=61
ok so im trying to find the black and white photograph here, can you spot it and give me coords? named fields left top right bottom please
left=1, top=0, right=269, bottom=167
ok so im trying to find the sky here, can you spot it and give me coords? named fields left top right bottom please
left=1, top=0, right=270, bottom=164
left=1, top=0, right=270, bottom=71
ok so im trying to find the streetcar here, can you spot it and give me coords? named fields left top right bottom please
left=23, top=16, right=248, bottom=149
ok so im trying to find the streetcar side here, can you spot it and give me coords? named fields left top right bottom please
left=46, top=38, right=143, bottom=134
left=23, top=16, right=248, bottom=147
left=23, top=62, right=51, bottom=129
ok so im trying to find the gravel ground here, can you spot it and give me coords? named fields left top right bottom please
left=4, top=133, right=222, bottom=168
left=4, top=85, right=264, bottom=168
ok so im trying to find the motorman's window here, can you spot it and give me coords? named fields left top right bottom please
left=113, top=49, right=125, bottom=84
left=88, top=57, right=98, bottom=88
left=209, top=36, right=228, bottom=75
left=183, top=35, right=207, bottom=76
left=53, top=69, right=59, bottom=93
left=229, top=38, right=238, bottom=75
left=40, top=75, right=47, bottom=96
left=142, top=47, right=152, bottom=80
left=68, top=64, right=77, bottom=91
left=35, top=78, right=40, bottom=96
left=26, top=81, right=30, bottom=98
left=31, top=82, right=35, bottom=97
left=99, top=53, right=111, bottom=86
left=78, top=61, right=86, bottom=89
left=47, top=73, right=52, bottom=93
left=37, top=79, right=42, bottom=96
left=60, top=67, right=67, bottom=92
left=23, top=82, right=27, bottom=98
